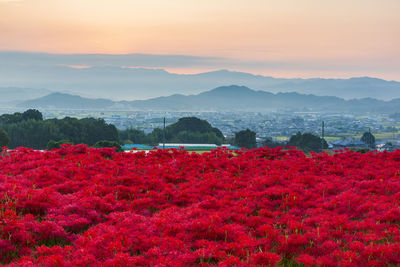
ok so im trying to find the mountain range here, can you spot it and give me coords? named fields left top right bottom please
left=1, top=52, right=400, bottom=101
left=16, top=85, right=400, bottom=113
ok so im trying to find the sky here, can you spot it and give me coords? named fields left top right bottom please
left=0, top=0, right=399, bottom=80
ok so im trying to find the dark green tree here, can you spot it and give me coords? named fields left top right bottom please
left=234, top=129, right=257, bottom=149
left=361, top=131, right=375, bottom=148
left=0, top=110, right=120, bottom=149
left=0, top=113, right=23, bottom=124
left=119, top=128, right=152, bottom=144
left=151, top=117, right=224, bottom=145
left=262, top=137, right=285, bottom=148
left=46, top=139, right=72, bottom=150
left=4, top=119, right=53, bottom=149
left=118, top=117, right=226, bottom=146
left=22, top=109, right=43, bottom=121
left=168, top=117, right=209, bottom=133
left=0, top=128, right=10, bottom=148
left=84, top=118, right=118, bottom=145
left=288, top=132, right=328, bottom=152
left=93, top=140, right=123, bottom=152
left=170, top=117, right=223, bottom=136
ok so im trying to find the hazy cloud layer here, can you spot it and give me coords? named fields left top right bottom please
left=0, top=51, right=223, bottom=68
left=1, top=51, right=400, bottom=102
left=1, top=51, right=398, bottom=80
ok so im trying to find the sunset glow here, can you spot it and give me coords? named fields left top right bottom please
left=0, top=0, right=399, bottom=79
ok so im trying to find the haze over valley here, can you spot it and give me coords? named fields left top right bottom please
left=1, top=52, right=400, bottom=101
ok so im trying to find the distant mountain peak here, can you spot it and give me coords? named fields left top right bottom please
left=15, top=85, right=400, bottom=113
left=18, top=92, right=114, bottom=109
left=47, top=92, right=79, bottom=97
left=199, top=85, right=255, bottom=95
left=212, top=85, right=252, bottom=92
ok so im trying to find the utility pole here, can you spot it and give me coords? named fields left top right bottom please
left=393, top=126, right=395, bottom=141
left=369, top=127, right=371, bottom=149
left=321, top=120, right=325, bottom=151
left=163, top=117, right=166, bottom=149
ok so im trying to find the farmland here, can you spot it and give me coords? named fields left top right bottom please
left=0, top=145, right=399, bottom=266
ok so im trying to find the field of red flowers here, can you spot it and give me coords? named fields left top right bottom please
left=0, top=145, right=399, bottom=266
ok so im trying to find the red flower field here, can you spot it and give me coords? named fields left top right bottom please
left=0, top=145, right=399, bottom=266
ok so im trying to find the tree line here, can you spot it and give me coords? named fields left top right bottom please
left=120, top=117, right=226, bottom=145
left=0, top=113, right=228, bottom=150
left=0, top=110, right=377, bottom=152
left=0, top=109, right=119, bottom=149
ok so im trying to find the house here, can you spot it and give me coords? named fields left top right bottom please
left=377, top=143, right=400, bottom=152
left=122, top=143, right=240, bottom=151
left=331, top=140, right=369, bottom=150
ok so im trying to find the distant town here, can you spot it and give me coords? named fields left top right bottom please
left=1, top=107, right=398, bottom=150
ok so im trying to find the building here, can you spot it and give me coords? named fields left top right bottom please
left=331, top=140, right=369, bottom=150
left=122, top=143, right=240, bottom=151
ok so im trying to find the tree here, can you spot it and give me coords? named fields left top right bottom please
left=0, top=113, right=23, bottom=124
left=119, top=128, right=152, bottom=144
left=80, top=118, right=119, bottom=145
left=0, top=128, right=10, bottom=148
left=288, top=132, right=328, bottom=152
left=361, top=131, right=375, bottom=148
left=153, top=117, right=225, bottom=145
left=46, top=139, right=72, bottom=150
left=0, top=110, right=120, bottom=149
left=93, top=140, right=123, bottom=152
left=22, top=109, right=43, bottom=121
left=168, top=117, right=214, bottom=135
left=234, top=129, right=257, bottom=149
left=262, top=137, right=285, bottom=148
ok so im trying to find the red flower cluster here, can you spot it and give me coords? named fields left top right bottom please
left=0, top=145, right=399, bottom=266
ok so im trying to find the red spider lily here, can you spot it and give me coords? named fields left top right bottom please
left=0, top=145, right=399, bottom=265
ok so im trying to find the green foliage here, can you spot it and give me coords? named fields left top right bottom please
left=0, top=128, right=10, bottom=148
left=0, top=111, right=119, bottom=149
left=119, top=117, right=225, bottom=145
left=262, top=137, right=285, bottom=148
left=0, top=112, right=23, bottom=124
left=93, top=140, right=123, bottom=152
left=171, top=130, right=223, bottom=145
left=0, top=109, right=43, bottom=124
left=168, top=117, right=223, bottom=137
left=288, top=132, right=328, bottom=152
left=150, top=128, right=164, bottom=144
left=165, top=117, right=224, bottom=145
left=356, top=148, right=370, bottom=153
left=119, top=128, right=153, bottom=145
left=46, top=139, right=72, bottom=150
left=234, top=129, right=257, bottom=149
left=22, top=109, right=43, bottom=121
left=361, top=131, right=376, bottom=147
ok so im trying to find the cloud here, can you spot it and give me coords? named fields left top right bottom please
left=0, top=51, right=224, bottom=68
left=0, top=51, right=398, bottom=81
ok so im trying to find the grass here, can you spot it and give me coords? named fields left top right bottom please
left=274, top=137, right=289, bottom=141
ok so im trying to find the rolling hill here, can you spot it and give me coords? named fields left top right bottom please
left=18, top=92, right=114, bottom=109
left=2, top=52, right=400, bottom=100
left=17, top=85, right=400, bottom=113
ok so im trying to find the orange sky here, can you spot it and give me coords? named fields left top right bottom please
left=0, top=0, right=399, bottom=79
